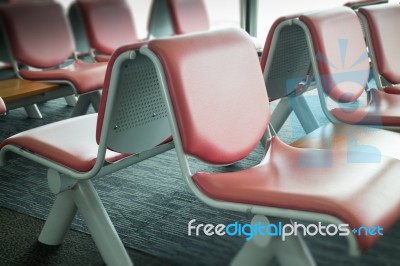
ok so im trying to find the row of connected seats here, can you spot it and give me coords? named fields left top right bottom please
left=0, top=0, right=107, bottom=118
left=1, top=6, right=400, bottom=266
left=69, top=0, right=210, bottom=62
left=2, top=0, right=397, bottom=264
left=259, top=0, right=391, bottom=137
left=0, top=0, right=209, bottom=118
left=261, top=3, right=400, bottom=156
left=318, top=4, right=400, bottom=127
left=0, top=0, right=61, bottom=118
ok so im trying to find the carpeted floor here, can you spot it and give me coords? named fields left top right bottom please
left=0, top=206, right=174, bottom=266
left=0, top=93, right=399, bottom=266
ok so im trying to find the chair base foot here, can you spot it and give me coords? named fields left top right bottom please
left=39, top=189, right=77, bottom=245
left=71, top=91, right=101, bottom=117
left=39, top=180, right=132, bottom=266
left=24, top=104, right=42, bottom=118
left=64, top=95, right=78, bottom=107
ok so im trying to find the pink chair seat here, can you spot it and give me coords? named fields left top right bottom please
left=193, top=136, right=400, bottom=251
left=383, top=86, right=400, bottom=95
left=331, top=89, right=400, bottom=125
left=291, top=122, right=400, bottom=160
left=19, top=60, right=107, bottom=94
left=0, top=114, right=127, bottom=172
left=0, top=97, right=5, bottom=114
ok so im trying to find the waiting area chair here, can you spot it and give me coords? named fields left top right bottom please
left=259, top=12, right=400, bottom=160
left=142, top=28, right=400, bottom=265
left=69, top=0, right=139, bottom=62
left=295, top=7, right=400, bottom=128
left=357, top=4, right=400, bottom=94
left=0, top=42, right=173, bottom=265
left=0, top=5, right=42, bottom=118
left=0, top=1, right=108, bottom=117
left=148, top=0, right=210, bottom=38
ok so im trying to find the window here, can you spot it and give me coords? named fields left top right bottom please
left=257, top=0, right=398, bottom=46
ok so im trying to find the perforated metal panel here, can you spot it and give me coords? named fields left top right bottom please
left=107, top=54, right=171, bottom=154
left=266, top=24, right=311, bottom=100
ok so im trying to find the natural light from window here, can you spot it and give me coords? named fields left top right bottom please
left=56, top=0, right=398, bottom=46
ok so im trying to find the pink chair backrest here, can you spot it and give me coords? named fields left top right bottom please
left=168, top=0, right=210, bottom=34
left=300, top=7, right=369, bottom=103
left=78, top=0, right=138, bottom=55
left=149, top=29, right=270, bottom=164
left=359, top=4, right=400, bottom=84
left=0, top=2, right=75, bottom=68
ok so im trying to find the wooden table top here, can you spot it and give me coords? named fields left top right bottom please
left=0, top=79, right=59, bottom=102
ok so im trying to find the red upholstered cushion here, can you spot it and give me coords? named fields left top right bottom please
left=0, top=97, right=5, bottom=114
left=359, top=4, right=400, bottom=84
left=19, top=60, right=107, bottom=94
left=0, top=2, right=75, bottom=68
left=149, top=29, right=269, bottom=164
left=292, top=122, right=400, bottom=160
left=193, top=136, right=400, bottom=251
left=331, top=89, right=400, bottom=126
left=96, top=42, right=148, bottom=144
left=78, top=1, right=138, bottom=55
left=0, top=114, right=128, bottom=172
left=383, top=86, right=400, bottom=95
left=300, top=8, right=369, bottom=103
left=168, top=0, right=210, bottom=34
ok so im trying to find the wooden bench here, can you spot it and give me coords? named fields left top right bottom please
left=0, top=79, right=59, bottom=118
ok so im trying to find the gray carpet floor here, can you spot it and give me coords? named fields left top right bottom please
left=0, top=93, right=399, bottom=266
left=0, top=206, right=174, bottom=266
